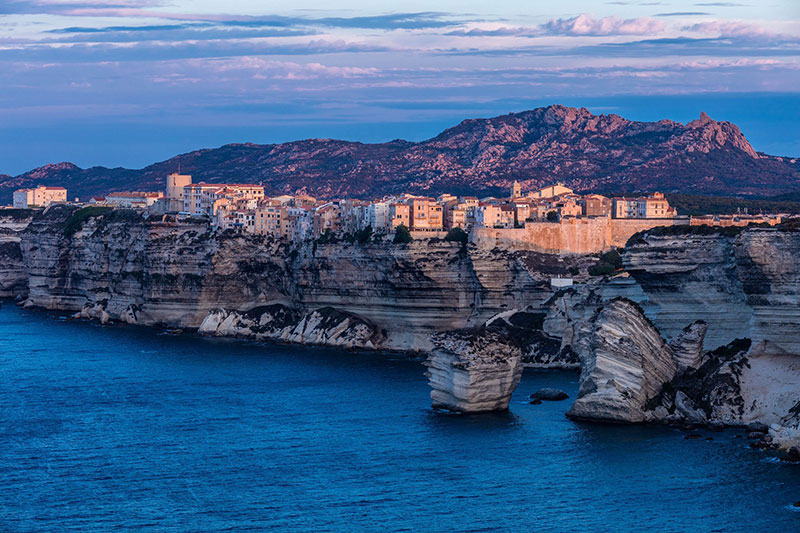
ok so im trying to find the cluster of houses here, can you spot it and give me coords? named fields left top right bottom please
left=9, top=175, right=785, bottom=241
left=121, top=174, right=679, bottom=240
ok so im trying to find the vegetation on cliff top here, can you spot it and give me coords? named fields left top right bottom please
left=63, top=206, right=112, bottom=236
left=625, top=223, right=764, bottom=247
left=588, top=249, right=623, bottom=277
left=393, top=225, right=412, bottom=244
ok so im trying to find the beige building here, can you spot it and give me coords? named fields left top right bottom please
left=637, top=192, right=673, bottom=218
left=444, top=203, right=468, bottom=230
left=613, top=193, right=673, bottom=219
left=582, top=195, right=612, bottom=217
left=409, top=197, right=443, bottom=231
left=13, top=185, right=67, bottom=208
left=183, top=183, right=264, bottom=216
left=313, top=203, right=343, bottom=237
left=527, top=184, right=573, bottom=200
left=557, top=198, right=583, bottom=218
left=105, top=191, right=164, bottom=208
left=388, top=203, right=411, bottom=230
left=255, top=201, right=288, bottom=238
left=476, top=204, right=515, bottom=228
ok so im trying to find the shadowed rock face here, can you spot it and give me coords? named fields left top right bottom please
left=426, top=330, right=523, bottom=413
left=3, top=105, right=797, bottom=202
left=0, top=210, right=34, bottom=299
left=565, top=297, right=800, bottom=443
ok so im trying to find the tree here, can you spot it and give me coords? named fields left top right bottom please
left=445, top=227, right=468, bottom=245
left=393, top=224, right=413, bottom=244
left=546, top=210, right=559, bottom=223
left=356, top=225, right=373, bottom=244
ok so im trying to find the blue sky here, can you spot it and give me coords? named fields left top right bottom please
left=1, top=1, right=799, bottom=174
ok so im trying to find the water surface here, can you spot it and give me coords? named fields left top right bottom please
left=1, top=303, right=798, bottom=531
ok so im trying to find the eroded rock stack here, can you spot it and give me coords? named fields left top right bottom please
left=566, top=298, right=706, bottom=423
left=426, top=329, right=523, bottom=413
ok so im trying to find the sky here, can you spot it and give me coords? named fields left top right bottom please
left=1, top=1, right=799, bottom=175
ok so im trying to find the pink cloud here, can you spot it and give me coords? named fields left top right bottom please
left=683, top=21, right=784, bottom=39
left=543, top=14, right=665, bottom=36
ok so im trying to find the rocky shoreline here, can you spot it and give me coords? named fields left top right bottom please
left=3, top=206, right=799, bottom=458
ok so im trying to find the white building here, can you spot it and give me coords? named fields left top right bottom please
left=13, top=185, right=68, bottom=208
left=366, top=202, right=389, bottom=231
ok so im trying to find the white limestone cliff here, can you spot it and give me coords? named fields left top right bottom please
left=198, top=305, right=384, bottom=349
left=426, top=330, right=523, bottom=413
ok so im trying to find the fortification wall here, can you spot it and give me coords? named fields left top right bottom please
left=471, top=217, right=686, bottom=254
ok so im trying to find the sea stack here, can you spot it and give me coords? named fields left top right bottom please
left=426, top=330, right=523, bottom=413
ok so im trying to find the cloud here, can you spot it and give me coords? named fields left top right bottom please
left=44, top=24, right=315, bottom=44
left=201, top=57, right=378, bottom=80
left=695, top=2, right=748, bottom=6
left=683, top=20, right=786, bottom=38
left=542, top=14, right=665, bottom=36
left=654, top=12, right=712, bottom=17
left=444, top=26, right=537, bottom=37
left=0, top=38, right=394, bottom=63
left=4, top=4, right=463, bottom=31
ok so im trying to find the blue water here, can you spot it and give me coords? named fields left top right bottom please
left=1, top=303, right=798, bottom=531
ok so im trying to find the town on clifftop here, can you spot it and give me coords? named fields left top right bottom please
left=7, top=175, right=786, bottom=253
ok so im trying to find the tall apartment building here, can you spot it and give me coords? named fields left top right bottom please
left=409, top=197, right=443, bottom=231
left=613, top=193, right=673, bottom=219
left=366, top=202, right=389, bottom=231
left=443, top=202, right=468, bottom=230
left=388, top=203, right=410, bottom=231
left=582, top=194, right=612, bottom=217
left=255, top=201, right=287, bottom=237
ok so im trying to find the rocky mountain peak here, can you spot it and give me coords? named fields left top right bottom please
left=1, top=106, right=796, bottom=201
left=687, top=111, right=714, bottom=128
left=684, top=111, right=758, bottom=158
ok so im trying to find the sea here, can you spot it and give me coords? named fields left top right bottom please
left=1, top=302, right=798, bottom=531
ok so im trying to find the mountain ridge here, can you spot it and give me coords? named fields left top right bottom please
left=2, top=104, right=798, bottom=202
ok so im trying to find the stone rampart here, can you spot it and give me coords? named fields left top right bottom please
left=470, top=217, right=687, bottom=253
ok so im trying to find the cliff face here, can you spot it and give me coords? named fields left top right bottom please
left=198, top=305, right=384, bottom=349
left=0, top=210, right=34, bottom=299
left=3, top=105, right=797, bottom=202
left=12, top=207, right=800, bottom=423
left=623, top=228, right=800, bottom=355
left=20, top=205, right=564, bottom=350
